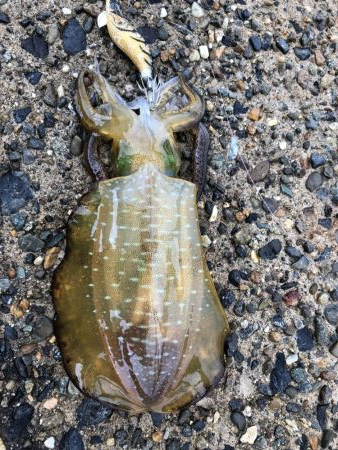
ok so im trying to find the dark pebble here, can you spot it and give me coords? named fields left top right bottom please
left=310, top=153, right=326, bottom=168
left=25, top=71, right=42, bottom=85
left=31, top=315, right=53, bottom=341
left=217, top=222, right=227, bottom=234
left=290, top=367, right=307, bottom=383
left=269, top=352, right=291, bottom=394
left=233, top=100, right=248, bottom=115
left=191, top=420, right=206, bottom=432
left=321, top=430, right=336, bottom=448
left=83, top=16, right=94, bottom=33
left=150, top=412, right=163, bottom=427
left=229, top=398, right=244, bottom=411
left=166, top=438, right=180, bottom=450
left=258, top=239, right=282, bottom=260
left=21, top=33, right=49, bottom=59
left=319, top=385, right=332, bottom=404
left=305, top=171, right=323, bottom=191
left=220, top=289, right=235, bottom=308
left=18, top=233, right=44, bottom=252
left=262, top=197, right=279, bottom=213
left=228, top=269, right=242, bottom=287
left=63, top=19, right=87, bottom=55
left=60, top=427, right=85, bottom=450
left=296, top=327, right=314, bottom=351
left=0, top=12, right=10, bottom=24
left=158, top=26, right=169, bottom=41
left=224, top=333, right=239, bottom=356
left=13, top=106, right=32, bottom=124
left=27, top=137, right=45, bottom=150
left=275, top=37, right=289, bottom=54
left=77, top=398, right=113, bottom=426
left=248, top=160, right=270, bottom=183
left=137, top=26, right=159, bottom=44
left=114, top=429, right=129, bottom=445
left=317, top=404, right=328, bottom=430
left=230, top=411, right=246, bottom=431
left=249, top=35, right=262, bottom=51
left=285, top=246, right=303, bottom=259
left=44, top=112, right=56, bottom=128
left=22, top=149, right=35, bottom=165
left=0, top=172, right=34, bottom=215
left=5, top=403, right=34, bottom=441
left=10, top=212, right=27, bottom=231
left=318, top=218, right=331, bottom=230
left=323, top=304, right=338, bottom=325
left=294, top=47, right=311, bottom=60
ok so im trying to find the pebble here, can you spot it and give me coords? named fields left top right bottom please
left=25, top=71, right=42, bottom=85
left=77, top=398, right=113, bottom=426
left=31, top=316, right=53, bottom=341
left=247, top=108, right=260, bottom=121
left=70, top=135, right=83, bottom=156
left=275, top=37, right=289, bottom=54
left=231, top=411, right=246, bottom=431
left=43, top=398, right=58, bottom=410
left=21, top=34, right=49, bottom=59
left=258, top=239, right=282, bottom=260
left=199, top=45, right=209, bottom=59
left=0, top=11, right=10, bottom=23
left=262, top=197, right=279, bottom=213
left=18, top=234, right=44, bottom=252
left=294, top=47, right=312, bottom=60
left=13, top=106, right=32, bottom=124
left=191, top=2, right=205, bottom=18
left=329, top=342, right=338, bottom=358
left=63, top=19, right=87, bottom=55
left=138, top=26, right=159, bottom=44
left=62, top=7, right=72, bottom=15
left=240, top=426, right=258, bottom=444
left=0, top=172, right=34, bottom=215
left=310, top=153, right=326, bottom=168
left=292, top=255, right=310, bottom=270
left=44, top=437, right=55, bottom=449
left=270, top=352, right=291, bottom=394
left=306, top=172, right=323, bottom=192
left=59, top=428, right=84, bottom=450
left=228, top=136, right=239, bottom=160
left=296, top=327, right=314, bottom=351
left=47, top=23, right=59, bottom=45
left=248, top=160, right=269, bottom=183
left=160, top=8, right=167, bottom=18
left=189, top=49, right=200, bottom=62
left=323, top=304, right=338, bottom=325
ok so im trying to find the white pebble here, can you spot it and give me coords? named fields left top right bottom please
left=34, top=256, right=43, bottom=266
left=44, top=437, right=55, bottom=449
left=189, top=49, right=200, bottom=62
left=199, top=45, right=209, bottom=59
left=201, top=235, right=211, bottom=248
left=62, top=65, right=70, bottom=73
left=228, top=136, right=239, bottom=160
left=286, top=354, right=298, bottom=365
left=279, top=141, right=287, bottom=150
left=57, top=85, right=65, bottom=98
left=209, top=205, right=218, bottom=222
left=191, top=2, right=205, bottom=18
left=62, top=7, right=72, bottom=15
left=240, top=426, right=258, bottom=444
left=160, top=7, right=168, bottom=18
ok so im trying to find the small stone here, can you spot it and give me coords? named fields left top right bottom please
left=231, top=411, right=246, bottom=431
left=283, top=290, right=300, bottom=306
left=83, top=16, right=94, bottom=33
left=77, top=398, right=113, bottom=426
left=43, top=398, right=58, bottom=410
left=240, top=426, right=258, bottom=444
left=0, top=11, right=10, bottom=23
left=44, top=437, right=55, bottom=449
left=247, top=108, right=260, bottom=121
left=294, top=47, right=311, bottom=60
left=310, top=153, right=326, bottom=168
left=137, top=26, right=159, bottom=44
left=70, top=135, right=83, bottom=156
left=62, top=7, right=72, bottom=15
left=44, top=247, right=60, bottom=270
left=189, top=49, right=200, bottom=62
left=44, top=83, right=57, bottom=108
left=25, top=71, right=42, bottom=85
left=47, top=23, right=59, bottom=44
left=228, top=270, right=242, bottom=287
left=18, top=234, right=44, bottom=252
left=13, top=106, right=32, bottom=124
left=324, top=304, right=338, bottom=325
left=270, top=352, right=291, bottom=394
left=199, top=45, right=209, bottom=59
left=258, top=239, right=282, bottom=260
left=21, top=34, right=49, bottom=59
left=191, top=2, right=205, bottom=18
left=249, top=35, right=262, bottom=51
left=27, top=137, right=45, bottom=150
left=0, top=278, right=10, bottom=292
left=59, top=428, right=84, bottom=450
left=296, top=327, right=314, bottom=351
left=63, top=19, right=87, bottom=55
left=160, top=8, right=167, bottom=18
left=262, top=197, right=279, bottom=213
left=329, top=342, right=338, bottom=358
left=306, top=172, right=323, bottom=192
left=152, top=431, right=163, bottom=443
left=275, top=37, right=289, bottom=54
left=32, top=316, right=53, bottom=341
left=314, top=49, right=325, bottom=66
left=292, top=256, right=310, bottom=270
left=248, top=160, right=270, bottom=183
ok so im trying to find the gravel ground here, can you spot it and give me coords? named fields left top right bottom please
left=0, top=0, right=337, bottom=449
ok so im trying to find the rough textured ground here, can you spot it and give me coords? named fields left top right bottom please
left=0, top=0, right=337, bottom=449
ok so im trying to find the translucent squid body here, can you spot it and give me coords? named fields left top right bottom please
left=52, top=63, right=229, bottom=413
